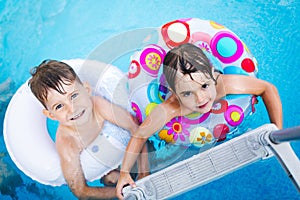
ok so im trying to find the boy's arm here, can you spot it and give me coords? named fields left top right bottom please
left=221, top=75, right=283, bottom=129
left=56, top=131, right=117, bottom=199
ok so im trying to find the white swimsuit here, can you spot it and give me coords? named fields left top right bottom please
left=80, top=121, right=130, bottom=182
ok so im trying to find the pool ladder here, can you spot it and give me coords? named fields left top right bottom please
left=122, top=124, right=300, bottom=200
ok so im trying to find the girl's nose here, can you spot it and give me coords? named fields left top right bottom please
left=195, top=91, right=204, bottom=104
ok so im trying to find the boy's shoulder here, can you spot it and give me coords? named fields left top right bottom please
left=55, top=127, right=84, bottom=155
left=92, top=95, right=111, bottom=108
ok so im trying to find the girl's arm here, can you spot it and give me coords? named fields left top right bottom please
left=220, top=75, right=283, bottom=129
left=116, top=96, right=180, bottom=199
left=137, top=143, right=150, bottom=180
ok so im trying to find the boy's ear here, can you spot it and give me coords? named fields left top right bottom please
left=43, top=109, right=56, bottom=120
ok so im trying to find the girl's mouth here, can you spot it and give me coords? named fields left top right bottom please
left=198, top=102, right=208, bottom=109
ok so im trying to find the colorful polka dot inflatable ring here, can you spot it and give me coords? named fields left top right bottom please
left=128, top=18, right=258, bottom=149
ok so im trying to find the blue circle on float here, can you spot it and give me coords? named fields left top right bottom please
left=147, top=81, right=162, bottom=104
left=217, top=37, right=237, bottom=58
left=224, top=66, right=249, bottom=76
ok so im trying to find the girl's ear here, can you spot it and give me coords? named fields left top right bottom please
left=211, top=66, right=215, bottom=75
left=168, top=87, right=175, bottom=95
left=211, top=66, right=218, bottom=80
left=43, top=109, right=56, bottom=120
left=83, top=81, right=92, bottom=95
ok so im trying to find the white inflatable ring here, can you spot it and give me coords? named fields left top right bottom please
left=128, top=18, right=258, bottom=148
left=4, top=59, right=130, bottom=186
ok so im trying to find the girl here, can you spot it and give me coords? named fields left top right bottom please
left=116, top=43, right=282, bottom=199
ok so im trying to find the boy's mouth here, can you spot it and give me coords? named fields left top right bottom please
left=70, top=110, right=85, bottom=120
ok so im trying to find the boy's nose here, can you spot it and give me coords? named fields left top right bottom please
left=65, top=102, right=75, bottom=113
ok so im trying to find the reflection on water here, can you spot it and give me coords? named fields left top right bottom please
left=0, top=79, right=13, bottom=107
left=0, top=152, right=23, bottom=199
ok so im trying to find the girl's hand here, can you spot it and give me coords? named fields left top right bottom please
left=116, top=172, right=136, bottom=200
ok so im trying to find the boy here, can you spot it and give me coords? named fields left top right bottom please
left=29, top=60, right=148, bottom=199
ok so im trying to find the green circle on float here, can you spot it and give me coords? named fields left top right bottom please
left=217, top=37, right=237, bottom=58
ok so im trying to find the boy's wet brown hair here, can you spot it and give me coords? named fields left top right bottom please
left=28, top=60, right=82, bottom=108
left=163, top=43, right=216, bottom=92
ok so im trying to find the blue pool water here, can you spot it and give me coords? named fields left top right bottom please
left=1, top=0, right=300, bottom=199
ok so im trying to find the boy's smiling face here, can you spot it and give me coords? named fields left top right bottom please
left=43, top=79, right=93, bottom=127
left=174, top=71, right=217, bottom=114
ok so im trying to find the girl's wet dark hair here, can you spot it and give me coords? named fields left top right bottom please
left=163, top=43, right=216, bottom=92
left=28, top=59, right=82, bottom=108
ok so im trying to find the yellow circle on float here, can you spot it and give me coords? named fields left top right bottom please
left=186, top=112, right=201, bottom=119
left=145, top=102, right=158, bottom=116
left=210, top=21, right=225, bottom=29
left=145, top=53, right=161, bottom=71
left=230, top=111, right=241, bottom=122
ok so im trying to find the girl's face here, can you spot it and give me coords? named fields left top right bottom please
left=43, top=80, right=93, bottom=127
left=174, top=71, right=217, bottom=114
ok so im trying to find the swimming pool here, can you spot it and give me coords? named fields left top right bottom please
left=1, top=0, right=300, bottom=199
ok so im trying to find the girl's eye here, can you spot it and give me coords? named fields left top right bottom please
left=183, top=91, right=192, bottom=97
left=202, top=83, right=209, bottom=89
left=71, top=93, right=78, bottom=100
left=55, top=104, right=63, bottom=110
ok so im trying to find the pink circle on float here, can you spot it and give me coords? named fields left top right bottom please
left=140, top=48, right=164, bottom=77
left=177, top=18, right=193, bottom=22
left=191, top=32, right=211, bottom=44
left=184, top=112, right=210, bottom=125
left=224, top=105, right=244, bottom=126
left=131, top=102, right=143, bottom=123
left=211, top=31, right=244, bottom=64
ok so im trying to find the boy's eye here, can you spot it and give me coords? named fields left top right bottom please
left=55, top=104, right=63, bottom=110
left=71, top=93, right=78, bottom=100
left=202, top=83, right=209, bottom=89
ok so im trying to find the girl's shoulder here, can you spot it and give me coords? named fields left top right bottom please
left=163, top=94, right=180, bottom=109
left=163, top=94, right=193, bottom=117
